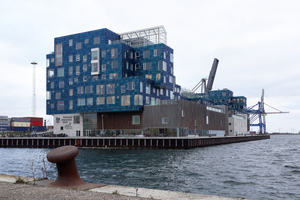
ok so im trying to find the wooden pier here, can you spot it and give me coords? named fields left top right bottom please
left=0, top=135, right=270, bottom=149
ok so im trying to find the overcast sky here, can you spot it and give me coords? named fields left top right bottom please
left=0, top=0, right=299, bottom=133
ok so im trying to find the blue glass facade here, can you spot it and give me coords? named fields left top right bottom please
left=46, top=27, right=181, bottom=115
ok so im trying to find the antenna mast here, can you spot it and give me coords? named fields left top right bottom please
left=31, top=62, right=37, bottom=117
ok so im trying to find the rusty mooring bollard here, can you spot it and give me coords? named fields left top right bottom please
left=47, top=145, right=86, bottom=187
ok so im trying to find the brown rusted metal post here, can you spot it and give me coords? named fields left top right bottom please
left=47, top=145, right=85, bottom=187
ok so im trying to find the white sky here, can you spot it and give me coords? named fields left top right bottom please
left=0, top=0, right=299, bottom=133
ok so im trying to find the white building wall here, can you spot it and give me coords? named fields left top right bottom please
left=228, top=114, right=247, bottom=136
left=53, top=114, right=83, bottom=137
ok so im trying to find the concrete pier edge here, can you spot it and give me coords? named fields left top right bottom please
left=0, top=174, right=249, bottom=200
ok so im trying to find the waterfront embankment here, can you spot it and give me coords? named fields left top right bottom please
left=0, top=175, right=246, bottom=200
left=0, top=134, right=270, bottom=149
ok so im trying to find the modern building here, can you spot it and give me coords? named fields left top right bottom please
left=46, top=26, right=230, bottom=137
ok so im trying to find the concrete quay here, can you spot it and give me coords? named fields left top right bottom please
left=0, top=174, right=248, bottom=200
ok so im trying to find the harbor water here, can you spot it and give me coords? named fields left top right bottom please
left=0, top=135, right=299, bottom=200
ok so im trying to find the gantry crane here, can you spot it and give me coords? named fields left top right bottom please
left=247, top=89, right=289, bottom=134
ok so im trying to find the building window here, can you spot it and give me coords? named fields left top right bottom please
left=91, top=48, right=99, bottom=60
left=69, top=89, right=73, bottom=96
left=111, top=48, right=118, bottom=58
left=83, top=64, right=87, bottom=72
left=140, top=82, right=143, bottom=93
left=169, top=76, right=173, bottom=83
left=143, top=50, right=150, bottom=58
left=97, top=97, right=105, bottom=105
left=121, top=95, right=130, bottom=106
left=83, top=76, right=87, bottom=82
left=46, top=91, right=51, bottom=100
left=69, top=100, right=73, bottom=110
left=69, top=66, right=73, bottom=76
left=132, top=115, right=140, bottom=125
left=156, top=73, right=161, bottom=81
left=76, top=130, right=81, bottom=136
left=146, top=96, right=150, bottom=105
left=69, top=55, right=73, bottom=62
left=83, top=55, right=87, bottom=62
left=170, top=53, right=173, bottom=62
left=51, top=103, right=54, bottom=109
left=109, top=73, right=118, bottom=79
left=135, top=63, right=140, bottom=71
left=92, top=63, right=99, bottom=75
left=170, top=91, right=174, bottom=99
left=74, top=116, right=80, bottom=124
left=164, top=52, right=166, bottom=59
left=130, top=52, right=133, bottom=59
left=145, top=74, right=152, bottom=80
left=50, top=82, right=54, bottom=89
left=130, top=64, right=133, bottom=71
left=57, top=101, right=64, bottom=110
left=69, top=39, right=73, bottom=46
left=162, top=117, right=168, bottom=124
left=154, top=49, right=161, bottom=57
left=92, top=76, right=98, bottom=81
left=56, top=92, right=61, bottom=99
left=74, top=77, right=78, bottom=83
left=76, top=66, right=80, bottom=75
left=158, top=61, right=167, bottom=71
left=87, top=98, right=93, bottom=105
left=59, top=81, right=64, bottom=88
left=121, top=85, right=126, bottom=93
left=97, top=85, right=105, bottom=95
left=57, top=68, right=64, bottom=77
left=160, top=89, right=164, bottom=95
left=102, top=50, right=106, bottom=58
left=55, top=43, right=62, bottom=66
left=134, top=95, right=143, bottom=105
left=111, top=60, right=118, bottom=68
left=76, top=42, right=81, bottom=50
left=102, top=64, right=106, bottom=72
left=94, top=37, right=100, bottom=44
left=102, top=74, right=106, bottom=80
left=85, top=38, right=89, bottom=44
left=151, top=97, right=156, bottom=105
left=135, top=52, right=140, bottom=59
left=46, top=59, right=50, bottom=67
left=76, top=54, right=80, bottom=61
left=107, top=96, right=115, bottom=104
left=206, top=116, right=209, bottom=124
left=77, top=86, right=84, bottom=94
left=127, top=82, right=135, bottom=90
left=78, top=98, right=85, bottom=106
left=48, top=69, right=54, bottom=78
left=143, top=62, right=152, bottom=70
left=106, top=84, right=115, bottom=94
left=146, top=84, right=151, bottom=94
left=85, top=85, right=93, bottom=93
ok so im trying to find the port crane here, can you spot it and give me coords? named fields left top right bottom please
left=191, top=58, right=219, bottom=94
left=247, top=89, right=289, bottom=134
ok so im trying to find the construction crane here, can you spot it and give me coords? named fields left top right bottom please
left=247, top=89, right=289, bottom=134
left=191, top=58, right=219, bottom=94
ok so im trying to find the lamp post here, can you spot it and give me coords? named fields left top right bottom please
left=31, top=62, right=38, bottom=117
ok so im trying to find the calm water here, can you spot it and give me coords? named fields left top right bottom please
left=1, top=135, right=300, bottom=200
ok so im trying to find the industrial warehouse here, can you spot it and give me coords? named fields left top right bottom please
left=45, top=26, right=249, bottom=137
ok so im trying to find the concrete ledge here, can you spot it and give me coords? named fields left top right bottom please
left=0, top=174, right=248, bottom=200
